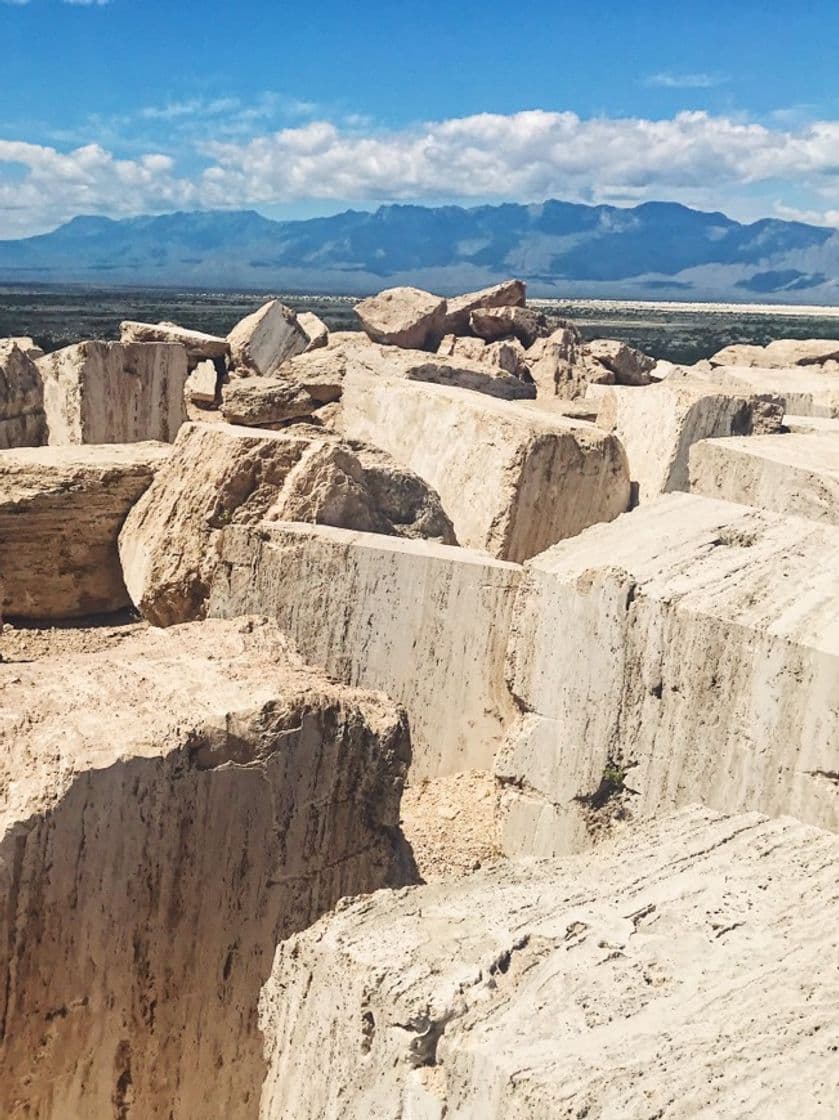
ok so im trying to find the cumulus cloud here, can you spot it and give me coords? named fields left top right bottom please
left=3, top=109, right=839, bottom=237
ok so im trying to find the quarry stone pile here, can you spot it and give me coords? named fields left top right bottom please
left=209, top=522, right=521, bottom=779
left=0, top=339, right=45, bottom=449
left=0, top=617, right=410, bottom=1120
left=259, top=806, right=839, bottom=1120
left=0, top=442, right=170, bottom=619
left=38, top=340, right=188, bottom=444
left=2, top=283, right=838, bottom=1119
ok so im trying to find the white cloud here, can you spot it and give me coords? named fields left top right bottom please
left=3, top=109, right=839, bottom=237
left=645, top=72, right=728, bottom=89
left=62, top=1, right=110, bottom=6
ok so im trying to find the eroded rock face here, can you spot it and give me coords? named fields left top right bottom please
left=258, top=806, right=839, bottom=1120
left=469, top=305, right=549, bottom=347
left=1, top=336, right=44, bottom=360
left=0, top=616, right=411, bottom=1120
left=689, top=433, right=839, bottom=525
left=342, top=373, right=630, bottom=562
left=120, top=320, right=230, bottom=367
left=595, top=379, right=785, bottom=502
left=710, top=339, right=839, bottom=368
left=527, top=325, right=614, bottom=399
left=227, top=300, right=309, bottom=377
left=586, top=338, right=656, bottom=385
left=297, top=311, right=329, bottom=351
left=274, top=333, right=375, bottom=404
left=119, top=421, right=455, bottom=626
left=355, top=286, right=446, bottom=350
left=499, top=493, right=839, bottom=857
left=184, top=358, right=219, bottom=406
left=38, top=341, right=188, bottom=445
left=0, top=340, right=45, bottom=449
left=440, top=279, right=526, bottom=335
left=0, top=442, right=170, bottom=620
left=209, top=522, right=518, bottom=779
left=687, top=363, right=839, bottom=418
left=437, top=334, right=530, bottom=379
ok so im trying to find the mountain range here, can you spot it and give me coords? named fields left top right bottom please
left=1, top=199, right=838, bottom=302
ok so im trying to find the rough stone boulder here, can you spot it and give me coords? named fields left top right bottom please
left=342, top=373, right=630, bottom=562
left=0, top=340, right=45, bottom=449
left=119, top=421, right=454, bottom=626
left=711, top=338, right=839, bottom=368
left=0, top=616, right=411, bottom=1120
left=258, top=805, right=839, bottom=1120
left=184, top=358, right=219, bottom=406
left=527, top=324, right=614, bottom=399
left=273, top=332, right=375, bottom=405
left=469, top=305, right=549, bottom=347
left=38, top=340, right=188, bottom=444
left=343, top=339, right=535, bottom=401
left=1, top=335, right=43, bottom=360
left=440, top=278, right=526, bottom=335
left=120, top=320, right=230, bottom=367
left=586, top=338, right=656, bottom=385
left=688, top=363, right=839, bottom=418
left=595, top=379, right=785, bottom=503
left=209, top=522, right=519, bottom=779
left=354, top=286, right=446, bottom=350
left=297, top=310, right=328, bottom=351
left=0, top=442, right=170, bottom=620
left=690, top=432, right=839, bottom=525
left=499, top=493, right=839, bottom=858
left=220, top=376, right=317, bottom=426
left=437, top=333, right=530, bottom=379
left=227, top=300, right=309, bottom=377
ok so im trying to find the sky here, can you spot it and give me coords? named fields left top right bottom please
left=1, top=0, right=839, bottom=238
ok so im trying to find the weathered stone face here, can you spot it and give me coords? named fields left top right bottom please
left=688, top=363, right=839, bottom=418
left=38, top=340, right=188, bottom=445
left=440, top=279, right=526, bottom=335
left=258, top=805, right=839, bottom=1120
left=120, top=320, right=230, bottom=366
left=209, top=522, right=519, bottom=779
left=0, top=617, right=411, bottom=1120
left=342, top=373, right=630, bottom=562
left=354, top=286, right=447, bottom=350
left=220, top=375, right=318, bottom=426
left=119, top=421, right=455, bottom=626
left=0, top=340, right=46, bottom=449
left=499, top=493, right=839, bottom=858
left=711, top=338, right=839, bottom=368
left=469, top=305, right=549, bottom=347
left=595, top=379, right=785, bottom=503
left=227, top=300, right=309, bottom=377
left=690, top=432, right=839, bottom=525
left=586, top=338, right=656, bottom=385
left=0, top=442, right=170, bottom=620
left=297, top=310, right=329, bottom=351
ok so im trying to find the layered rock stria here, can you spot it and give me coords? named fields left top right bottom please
left=595, top=379, right=785, bottom=502
left=120, top=320, right=230, bottom=366
left=38, top=340, right=188, bottom=444
left=343, top=373, right=630, bottom=561
left=690, top=432, right=839, bottom=525
left=227, top=300, right=309, bottom=377
left=0, top=617, right=411, bottom=1120
left=259, top=806, right=839, bottom=1120
left=499, top=493, right=839, bottom=857
left=119, top=421, right=454, bottom=626
left=355, top=286, right=446, bottom=350
left=0, top=442, right=170, bottom=619
left=209, top=522, right=520, bottom=779
left=0, top=340, right=45, bottom=449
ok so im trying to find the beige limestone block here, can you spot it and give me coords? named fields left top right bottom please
left=585, top=337, right=656, bottom=385
left=120, top=320, right=230, bottom=364
left=499, top=493, right=839, bottom=857
left=687, top=363, right=839, bottom=417
left=209, top=521, right=519, bottom=778
left=220, top=376, right=316, bottom=425
left=468, top=305, right=549, bottom=347
left=297, top=310, right=328, bottom=351
left=342, top=373, right=630, bottom=561
left=0, top=340, right=45, bottom=449
left=354, top=286, right=446, bottom=349
left=0, top=441, right=170, bottom=619
left=440, top=278, right=526, bottom=335
left=0, top=616, right=410, bottom=1120
left=258, top=805, right=839, bottom=1120
left=38, top=340, right=187, bottom=445
left=227, top=299, right=309, bottom=376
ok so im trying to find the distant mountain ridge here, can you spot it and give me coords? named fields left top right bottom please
left=1, top=199, right=838, bottom=302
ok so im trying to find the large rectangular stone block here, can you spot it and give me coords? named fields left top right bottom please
left=0, top=617, right=409, bottom=1120
left=0, top=340, right=45, bottom=449
left=690, top=432, right=839, bottom=525
left=38, top=340, right=188, bottom=444
left=342, top=373, right=630, bottom=562
left=209, top=521, right=522, bottom=779
left=691, top=363, right=839, bottom=417
left=499, top=493, right=839, bottom=856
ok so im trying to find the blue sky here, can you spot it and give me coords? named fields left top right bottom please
left=1, top=0, right=838, bottom=237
